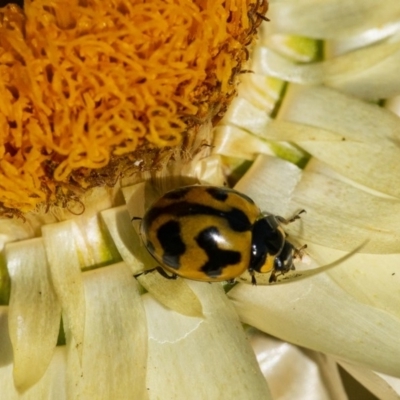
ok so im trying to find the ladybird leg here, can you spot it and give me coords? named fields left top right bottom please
left=134, top=267, right=178, bottom=280
left=248, top=269, right=257, bottom=286
left=269, top=270, right=277, bottom=283
left=133, top=268, right=156, bottom=278
left=154, top=267, right=178, bottom=280
left=276, top=209, right=306, bottom=225
left=293, top=244, right=307, bottom=260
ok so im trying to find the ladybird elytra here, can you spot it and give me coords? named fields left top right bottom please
left=139, top=185, right=302, bottom=284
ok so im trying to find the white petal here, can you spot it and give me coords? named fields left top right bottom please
left=249, top=330, right=348, bottom=400
left=236, top=154, right=400, bottom=253
left=220, top=97, right=271, bottom=135
left=5, top=239, right=61, bottom=390
left=145, top=282, right=271, bottom=399
left=136, top=272, right=203, bottom=318
left=0, top=307, right=67, bottom=399
left=278, top=83, right=399, bottom=144
left=0, top=219, right=34, bottom=251
left=376, top=372, right=400, bottom=395
left=253, top=41, right=400, bottom=100
left=66, top=263, right=148, bottom=399
left=101, top=205, right=147, bottom=275
left=228, top=273, right=400, bottom=376
left=234, top=154, right=302, bottom=217
left=275, top=86, right=400, bottom=197
left=290, top=160, right=400, bottom=252
left=213, top=125, right=275, bottom=159
left=236, top=74, right=284, bottom=113
left=267, top=0, right=400, bottom=39
left=307, top=243, right=400, bottom=321
left=338, top=361, right=400, bottom=399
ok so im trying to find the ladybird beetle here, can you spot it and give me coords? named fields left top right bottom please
left=138, top=185, right=304, bottom=285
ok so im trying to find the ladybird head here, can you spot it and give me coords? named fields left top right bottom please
left=250, top=214, right=299, bottom=283
left=272, top=240, right=295, bottom=273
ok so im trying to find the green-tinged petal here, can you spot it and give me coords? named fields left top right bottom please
left=144, top=282, right=271, bottom=399
left=338, top=361, right=400, bottom=400
left=253, top=41, right=400, bottom=100
left=5, top=239, right=60, bottom=391
left=276, top=86, right=400, bottom=196
left=41, top=220, right=86, bottom=359
left=0, top=307, right=67, bottom=399
left=213, top=125, right=275, bottom=159
left=266, top=35, right=321, bottom=62
left=220, top=97, right=271, bottom=135
left=66, top=263, right=147, bottom=399
left=235, top=75, right=285, bottom=114
left=229, top=272, right=400, bottom=376
left=249, top=330, right=348, bottom=400
left=213, top=123, right=309, bottom=165
left=268, top=0, right=400, bottom=39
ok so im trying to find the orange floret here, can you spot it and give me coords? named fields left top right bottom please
left=0, top=0, right=268, bottom=213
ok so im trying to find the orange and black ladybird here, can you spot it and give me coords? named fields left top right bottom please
left=139, top=185, right=304, bottom=285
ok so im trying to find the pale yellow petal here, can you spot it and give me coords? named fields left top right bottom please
left=249, top=330, right=348, bottom=400
left=338, top=361, right=400, bottom=400
left=253, top=41, right=400, bottom=100
left=236, top=155, right=400, bottom=253
left=307, top=243, right=400, bottom=321
left=6, top=239, right=61, bottom=391
left=66, top=263, right=148, bottom=399
left=229, top=273, right=400, bottom=376
left=42, top=220, right=86, bottom=359
left=136, top=272, right=203, bottom=318
left=0, top=307, right=67, bottom=399
left=268, top=0, right=400, bottom=39
left=145, top=282, right=271, bottom=399
left=101, top=205, right=147, bottom=276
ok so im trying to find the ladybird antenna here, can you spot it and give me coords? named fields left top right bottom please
left=271, top=240, right=369, bottom=285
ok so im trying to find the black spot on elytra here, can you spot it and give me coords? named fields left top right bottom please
left=196, top=227, right=241, bottom=277
left=226, top=207, right=253, bottom=231
left=157, top=220, right=186, bottom=269
left=145, top=202, right=252, bottom=233
left=163, top=187, right=191, bottom=200
left=206, top=187, right=228, bottom=201
left=206, top=187, right=255, bottom=205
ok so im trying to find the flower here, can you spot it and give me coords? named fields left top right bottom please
left=0, top=0, right=266, bottom=213
left=1, top=0, right=400, bottom=399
